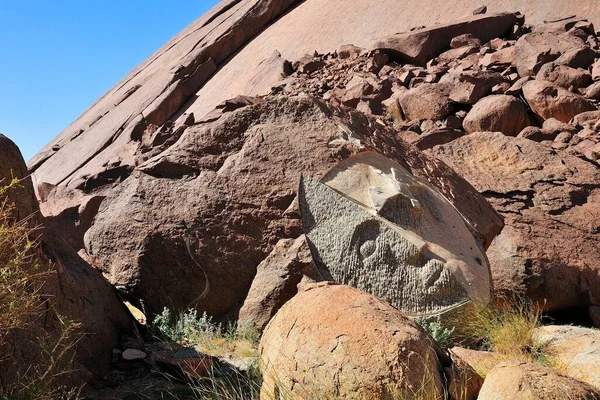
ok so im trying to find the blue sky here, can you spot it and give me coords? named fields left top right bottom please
left=0, top=1, right=219, bottom=162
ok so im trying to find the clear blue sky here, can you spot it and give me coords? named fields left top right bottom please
left=0, top=1, right=219, bottom=162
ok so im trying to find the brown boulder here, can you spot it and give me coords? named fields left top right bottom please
left=478, top=361, right=600, bottom=400
left=463, top=95, right=531, bottom=136
left=534, top=325, right=600, bottom=390
left=238, top=235, right=320, bottom=332
left=441, top=70, right=506, bottom=105
left=0, top=134, right=39, bottom=221
left=517, top=126, right=558, bottom=142
left=428, top=132, right=600, bottom=311
left=259, top=283, right=447, bottom=399
left=371, top=13, right=517, bottom=66
left=83, top=95, right=502, bottom=317
left=536, top=63, right=593, bottom=90
left=398, top=83, right=454, bottom=121
left=522, top=79, right=596, bottom=123
left=585, top=81, right=600, bottom=100
left=514, top=31, right=587, bottom=77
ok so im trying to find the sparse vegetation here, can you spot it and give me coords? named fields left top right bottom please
left=0, top=179, right=82, bottom=400
left=415, top=315, right=456, bottom=349
left=459, top=301, right=551, bottom=364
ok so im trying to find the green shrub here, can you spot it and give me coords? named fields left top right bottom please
left=415, top=315, right=456, bottom=349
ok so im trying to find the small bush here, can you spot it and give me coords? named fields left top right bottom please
left=415, top=316, right=456, bottom=349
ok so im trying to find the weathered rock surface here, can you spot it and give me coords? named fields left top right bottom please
left=445, top=351, right=484, bottom=400
left=429, top=132, right=600, bottom=311
left=238, top=235, right=319, bottom=332
left=0, top=134, right=39, bottom=221
left=260, top=283, right=447, bottom=399
left=300, top=153, right=492, bottom=316
left=478, top=361, right=600, bottom=399
left=534, top=325, right=600, bottom=390
left=398, top=83, right=454, bottom=121
left=371, top=13, right=518, bottom=66
left=83, top=95, right=501, bottom=317
left=536, top=63, right=593, bottom=90
left=522, top=79, right=596, bottom=123
left=463, top=95, right=531, bottom=136
left=514, top=31, right=588, bottom=77
left=0, top=135, right=132, bottom=386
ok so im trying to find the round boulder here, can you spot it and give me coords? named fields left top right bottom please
left=478, top=361, right=600, bottom=400
left=463, top=95, right=531, bottom=137
left=259, top=283, right=446, bottom=400
left=522, top=80, right=596, bottom=123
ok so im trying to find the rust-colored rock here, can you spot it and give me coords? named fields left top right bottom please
left=429, top=132, right=600, bottom=311
left=398, top=83, right=454, bottom=121
left=371, top=13, right=518, bottom=66
left=522, top=79, right=596, bottom=123
left=83, top=95, right=501, bottom=317
left=259, top=283, right=447, bottom=399
left=463, top=95, right=531, bottom=136
left=238, top=235, right=320, bottom=332
left=478, top=361, right=600, bottom=400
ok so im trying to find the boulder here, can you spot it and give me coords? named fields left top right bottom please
left=445, top=350, right=484, bottom=400
left=585, top=81, right=600, bottom=100
left=398, top=83, right=454, bottom=121
left=299, top=153, right=492, bottom=316
left=542, top=117, right=578, bottom=134
left=449, top=347, right=504, bottom=377
left=534, top=325, right=600, bottom=390
left=593, top=59, right=600, bottom=80
left=0, top=134, right=39, bottom=222
left=259, top=283, right=447, bottom=399
left=522, top=80, right=596, bottom=123
left=478, top=361, right=600, bottom=399
left=442, top=70, right=506, bottom=104
left=514, top=31, right=587, bottom=77
left=83, top=95, right=502, bottom=317
left=450, top=33, right=482, bottom=48
left=517, top=126, right=558, bottom=142
left=479, top=47, right=515, bottom=71
left=238, top=235, right=320, bottom=332
left=428, top=132, right=600, bottom=311
left=463, top=95, right=531, bottom=136
left=535, top=63, right=593, bottom=90
left=371, top=13, right=518, bottom=66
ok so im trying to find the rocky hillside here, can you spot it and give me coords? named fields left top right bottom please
left=3, top=0, right=600, bottom=398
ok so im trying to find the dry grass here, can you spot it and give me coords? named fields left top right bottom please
left=0, top=179, right=82, bottom=400
left=458, top=300, right=549, bottom=364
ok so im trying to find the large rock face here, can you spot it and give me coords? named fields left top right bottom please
left=259, top=283, right=447, bottom=399
left=429, top=132, right=600, bottom=311
left=30, top=0, right=600, bottom=194
left=83, top=95, right=500, bottom=317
